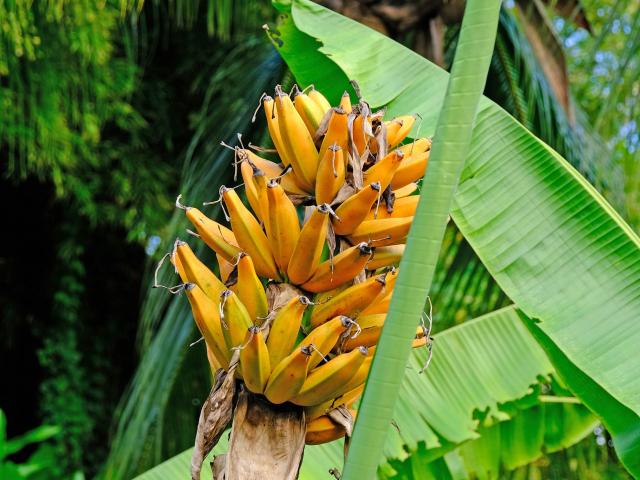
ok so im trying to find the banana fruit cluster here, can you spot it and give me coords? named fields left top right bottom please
left=172, top=85, right=430, bottom=445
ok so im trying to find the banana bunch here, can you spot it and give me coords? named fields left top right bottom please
left=171, top=85, right=430, bottom=445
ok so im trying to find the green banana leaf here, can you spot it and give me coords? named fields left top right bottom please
left=272, top=0, right=640, bottom=475
left=134, top=306, right=559, bottom=479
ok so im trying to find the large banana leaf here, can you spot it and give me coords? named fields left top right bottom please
left=134, top=306, right=558, bottom=479
left=272, top=0, right=640, bottom=474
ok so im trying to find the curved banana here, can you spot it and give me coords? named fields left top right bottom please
left=287, top=204, right=330, bottom=284
left=348, top=217, right=413, bottom=247
left=294, top=90, right=325, bottom=135
left=363, top=150, right=404, bottom=191
left=339, top=91, right=352, bottom=114
left=240, top=161, right=262, bottom=221
left=264, top=345, right=313, bottom=404
left=221, top=186, right=280, bottom=280
left=206, top=344, right=222, bottom=373
left=305, top=414, right=349, bottom=445
left=175, top=240, right=226, bottom=300
left=398, top=137, right=431, bottom=156
left=238, top=148, right=308, bottom=196
left=266, top=295, right=311, bottom=368
left=332, top=182, right=382, bottom=235
left=334, top=384, right=364, bottom=409
left=301, top=242, right=373, bottom=293
left=390, top=151, right=429, bottom=190
left=219, top=289, right=254, bottom=352
left=394, top=182, right=418, bottom=198
left=185, top=207, right=241, bottom=261
left=263, top=95, right=292, bottom=168
left=318, top=108, right=348, bottom=162
left=333, top=355, right=372, bottom=397
left=366, top=196, right=419, bottom=220
left=366, top=245, right=405, bottom=270
left=359, top=290, right=391, bottom=316
left=310, top=274, right=387, bottom=328
left=184, top=283, right=229, bottom=368
left=240, top=325, right=271, bottom=394
left=291, top=346, right=367, bottom=406
left=352, top=113, right=372, bottom=158
left=301, top=315, right=355, bottom=370
left=308, top=88, right=332, bottom=115
left=315, top=145, right=345, bottom=205
left=233, top=253, right=269, bottom=324
left=386, top=115, right=415, bottom=147
left=275, top=87, right=318, bottom=189
left=266, top=179, right=301, bottom=273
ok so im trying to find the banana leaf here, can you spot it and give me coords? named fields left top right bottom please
left=272, top=0, right=640, bottom=475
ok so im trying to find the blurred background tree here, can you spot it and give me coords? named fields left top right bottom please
left=0, top=0, right=636, bottom=478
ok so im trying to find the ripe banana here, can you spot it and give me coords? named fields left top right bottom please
left=394, top=182, right=418, bottom=198
left=221, top=186, right=280, bottom=280
left=363, top=150, right=404, bottom=191
left=332, top=355, right=372, bottom=398
left=291, top=346, right=367, bottom=406
left=264, top=345, right=313, bottom=404
left=185, top=207, right=241, bottom=261
left=366, top=196, right=419, bottom=220
left=305, top=413, right=349, bottom=445
left=263, top=95, right=292, bottom=168
left=240, top=325, right=271, bottom=394
left=206, top=344, right=222, bottom=373
left=275, top=87, right=318, bottom=189
left=398, top=137, right=431, bottom=156
left=334, top=384, right=364, bottom=409
left=339, top=91, right=352, bottom=114
left=359, top=290, right=391, bottom=315
left=184, top=283, right=229, bottom=368
left=219, top=289, right=254, bottom=351
left=315, top=145, right=345, bottom=205
left=352, top=113, right=372, bottom=158
left=386, top=115, right=415, bottom=147
left=390, top=150, right=429, bottom=190
left=301, top=315, right=355, bottom=370
left=266, top=295, right=311, bottom=368
left=310, top=274, right=387, bottom=328
left=366, top=245, right=405, bottom=270
left=238, top=148, right=308, bottom=196
left=348, top=217, right=413, bottom=247
left=175, top=240, right=226, bottom=300
left=318, top=108, right=348, bottom=162
left=332, top=182, right=382, bottom=235
left=266, top=179, right=301, bottom=273
left=287, top=204, right=330, bottom=284
left=294, top=90, right=325, bottom=135
left=233, top=253, right=269, bottom=324
left=240, top=161, right=262, bottom=221
left=308, top=88, right=332, bottom=115
left=301, top=242, right=373, bottom=293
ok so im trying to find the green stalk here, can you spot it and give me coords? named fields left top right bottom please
left=342, top=0, right=502, bottom=478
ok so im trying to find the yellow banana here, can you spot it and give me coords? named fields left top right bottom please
left=175, top=240, right=226, bottom=300
left=318, top=108, right=348, bottom=162
left=305, top=413, right=349, bottom=445
left=291, top=346, right=367, bottom=406
left=266, top=295, right=311, bottom=368
left=171, top=247, right=188, bottom=283
left=308, top=88, right=332, bottom=115
left=352, top=114, right=372, bottom=157
left=363, top=150, right=404, bottom=191
left=240, top=161, right=262, bottom=221
left=263, top=95, right=292, bottom=167
left=238, top=148, right=308, bottom=196
left=240, top=325, right=271, bottom=394
left=315, top=145, right=345, bottom=205
left=206, top=344, right=222, bottom=373
left=185, top=207, right=241, bottom=261
left=264, top=345, right=313, bottom=404
left=332, top=182, right=382, bottom=235
left=221, top=186, right=280, bottom=280
left=275, top=86, right=318, bottom=189
left=301, top=315, right=355, bottom=370
left=333, top=355, right=372, bottom=397
left=339, top=91, right=352, bottom=114
left=390, top=151, right=430, bottom=190
left=301, top=243, right=373, bottom=293
left=367, top=245, right=405, bottom=270
left=310, top=274, right=387, bottom=328
left=184, top=283, right=229, bottom=368
left=398, top=137, right=431, bottom=156
left=253, top=172, right=270, bottom=233
left=386, top=115, right=415, bottom=147
left=304, top=400, right=333, bottom=422
left=334, top=384, right=364, bottom=409
left=348, top=217, right=413, bottom=247
left=359, top=290, right=391, bottom=315
left=266, top=179, right=301, bottom=273
left=219, top=289, right=254, bottom=352
left=366, top=195, right=419, bottom=220
left=233, top=253, right=269, bottom=324
left=217, top=253, right=234, bottom=283
left=294, top=90, right=325, bottom=134
left=287, top=204, right=330, bottom=284
left=394, top=182, right=418, bottom=198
